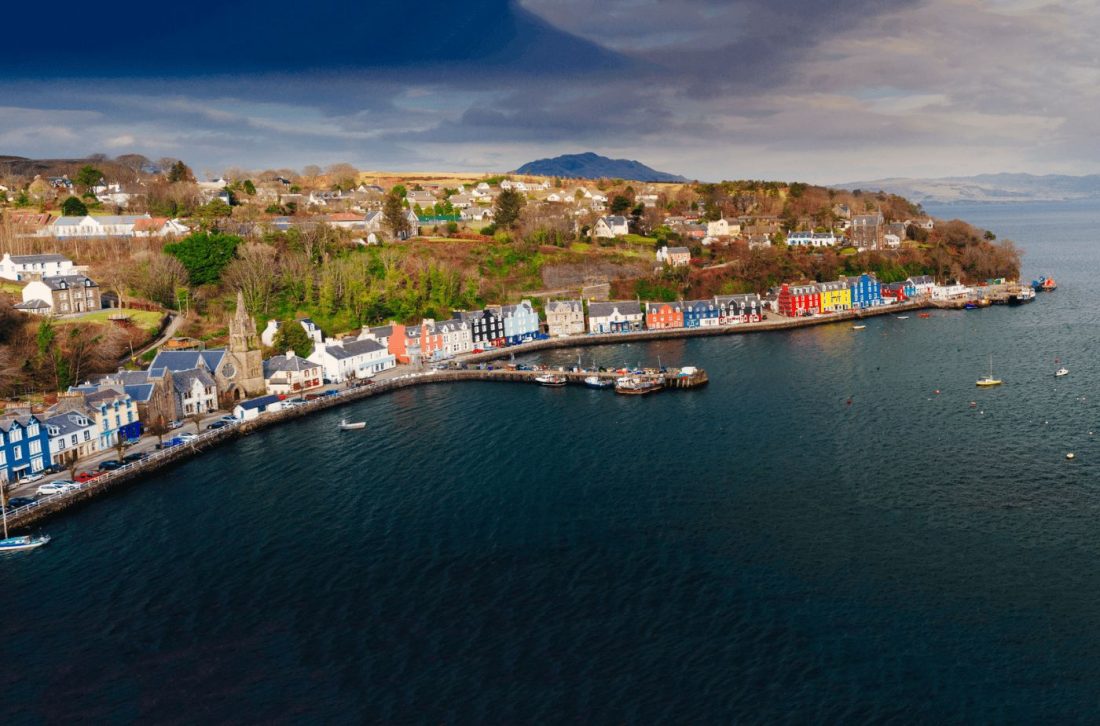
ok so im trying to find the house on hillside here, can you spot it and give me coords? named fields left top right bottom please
left=706, top=219, right=741, bottom=238
left=132, top=217, right=190, bottom=237
left=18, top=274, right=101, bottom=315
left=593, top=215, right=629, bottom=239
left=0, top=253, right=74, bottom=281
left=260, top=318, right=324, bottom=348
left=849, top=213, right=884, bottom=249
left=656, top=246, right=690, bottom=267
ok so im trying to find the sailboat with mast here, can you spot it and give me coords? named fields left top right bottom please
left=976, top=355, right=1003, bottom=387
left=0, top=489, right=51, bottom=552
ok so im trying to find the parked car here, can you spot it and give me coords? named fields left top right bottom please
left=220, top=414, right=236, bottom=422
left=169, top=419, right=184, bottom=429
left=98, top=460, right=123, bottom=471
left=206, top=421, right=229, bottom=430
left=321, top=390, right=339, bottom=397
left=36, top=482, right=69, bottom=496
left=178, top=433, right=197, bottom=442
left=20, top=472, right=44, bottom=485
left=54, top=480, right=81, bottom=492
left=7, top=496, right=38, bottom=509
left=75, top=471, right=104, bottom=483
left=122, top=452, right=145, bottom=463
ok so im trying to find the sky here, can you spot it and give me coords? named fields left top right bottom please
left=2, top=0, right=1097, bottom=183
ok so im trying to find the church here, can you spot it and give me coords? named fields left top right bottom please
left=147, top=291, right=266, bottom=406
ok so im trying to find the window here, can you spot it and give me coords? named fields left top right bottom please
left=9, top=427, right=20, bottom=442
left=84, top=430, right=91, bottom=441
left=29, top=440, right=41, bottom=456
left=58, top=439, right=66, bottom=450
left=0, top=450, right=5, bottom=465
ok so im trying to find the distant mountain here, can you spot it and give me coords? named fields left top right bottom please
left=838, top=173, right=1100, bottom=203
left=515, top=152, right=687, bottom=183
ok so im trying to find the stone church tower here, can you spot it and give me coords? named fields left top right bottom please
left=223, top=291, right=265, bottom=401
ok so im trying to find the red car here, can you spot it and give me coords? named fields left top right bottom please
left=75, top=470, right=105, bottom=483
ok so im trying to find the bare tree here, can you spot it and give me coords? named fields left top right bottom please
left=224, top=242, right=279, bottom=315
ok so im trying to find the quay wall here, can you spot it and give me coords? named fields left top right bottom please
left=8, top=296, right=957, bottom=532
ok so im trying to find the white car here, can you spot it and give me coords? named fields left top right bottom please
left=21, top=473, right=44, bottom=485
left=178, top=433, right=198, bottom=442
left=36, top=482, right=68, bottom=496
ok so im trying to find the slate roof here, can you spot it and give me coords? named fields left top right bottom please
left=646, top=301, right=683, bottom=312
left=45, top=410, right=93, bottom=435
left=172, top=367, right=215, bottom=395
left=84, top=388, right=130, bottom=406
left=13, top=300, right=50, bottom=310
left=263, top=353, right=319, bottom=377
left=546, top=300, right=582, bottom=314
left=588, top=301, right=642, bottom=317
left=0, top=415, right=44, bottom=433
left=907, top=275, right=935, bottom=285
left=123, top=384, right=155, bottom=403
left=323, top=338, right=385, bottom=360
left=237, top=394, right=281, bottom=411
left=149, top=350, right=226, bottom=375
left=666, top=246, right=690, bottom=255
left=40, top=274, right=97, bottom=290
left=8, top=253, right=69, bottom=264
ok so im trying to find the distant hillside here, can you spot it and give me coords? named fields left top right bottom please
left=839, top=173, right=1100, bottom=203
left=0, top=155, right=149, bottom=182
left=515, top=152, right=687, bottom=182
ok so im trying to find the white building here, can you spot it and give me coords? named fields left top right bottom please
left=260, top=318, right=325, bottom=348
left=0, top=253, right=74, bottom=281
left=587, top=301, right=644, bottom=334
left=263, top=351, right=324, bottom=395
left=308, top=336, right=395, bottom=383
left=786, top=232, right=839, bottom=247
left=233, top=394, right=283, bottom=421
left=39, top=214, right=151, bottom=238
left=172, top=368, right=218, bottom=417
left=932, top=281, right=969, bottom=300
left=906, top=275, right=936, bottom=297
left=706, top=219, right=742, bottom=237
left=44, top=409, right=96, bottom=466
left=593, top=215, right=629, bottom=239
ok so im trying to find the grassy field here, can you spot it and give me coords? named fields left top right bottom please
left=0, top=281, right=26, bottom=294
left=61, top=308, right=165, bottom=333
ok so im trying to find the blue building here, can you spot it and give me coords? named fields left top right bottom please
left=846, top=273, right=883, bottom=309
left=0, top=414, right=51, bottom=483
left=501, top=299, right=540, bottom=345
left=682, top=299, right=719, bottom=328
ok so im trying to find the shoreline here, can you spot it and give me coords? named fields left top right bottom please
left=6, top=297, right=957, bottom=533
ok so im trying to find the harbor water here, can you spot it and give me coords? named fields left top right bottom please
left=5, top=201, right=1100, bottom=721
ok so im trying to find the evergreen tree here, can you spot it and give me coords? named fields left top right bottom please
left=61, top=196, right=88, bottom=216
left=273, top=320, right=314, bottom=357
left=494, top=189, right=525, bottom=229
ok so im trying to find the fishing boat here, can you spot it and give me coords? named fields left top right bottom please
left=339, top=418, right=366, bottom=431
left=584, top=375, right=614, bottom=389
left=852, top=324, right=867, bottom=330
left=964, top=302, right=979, bottom=310
left=1031, top=276, right=1057, bottom=292
left=1009, top=287, right=1036, bottom=305
left=614, top=375, right=663, bottom=395
left=0, top=493, right=51, bottom=553
left=535, top=374, right=567, bottom=387
left=1055, top=367, right=1069, bottom=377
left=976, top=355, right=1003, bottom=387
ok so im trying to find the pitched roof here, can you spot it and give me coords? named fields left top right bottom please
left=588, top=300, right=642, bottom=317
left=149, top=350, right=226, bottom=374
left=172, top=367, right=216, bottom=394
left=237, top=394, right=281, bottom=411
left=546, top=299, right=582, bottom=313
left=263, top=353, right=319, bottom=376
left=13, top=299, right=50, bottom=310
left=646, top=301, right=683, bottom=312
left=45, top=410, right=93, bottom=435
left=8, top=253, right=69, bottom=264
left=122, top=383, right=155, bottom=402
left=40, top=274, right=97, bottom=290
left=323, top=337, right=385, bottom=360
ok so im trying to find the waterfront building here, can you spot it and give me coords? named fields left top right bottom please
left=932, top=280, right=969, bottom=300
left=17, top=274, right=101, bottom=315
left=715, top=294, right=763, bottom=324
left=308, top=337, right=395, bottom=383
left=389, top=321, right=444, bottom=364
left=435, top=319, right=473, bottom=358
left=906, top=275, right=936, bottom=298
left=682, top=299, right=720, bottom=328
left=84, top=388, right=141, bottom=449
left=263, top=351, right=324, bottom=395
left=233, top=394, right=283, bottom=422
left=452, top=307, right=506, bottom=348
left=646, top=301, right=685, bottom=330
left=172, top=368, right=218, bottom=417
left=587, top=301, right=644, bottom=333
left=97, top=368, right=177, bottom=425
left=545, top=299, right=585, bottom=338
left=776, top=283, right=821, bottom=317
left=845, top=273, right=883, bottom=309
left=881, top=282, right=909, bottom=302
left=44, top=409, right=96, bottom=466
left=0, top=253, right=74, bottom=281
left=0, top=414, right=51, bottom=483
left=501, top=299, right=540, bottom=345
left=817, top=280, right=852, bottom=312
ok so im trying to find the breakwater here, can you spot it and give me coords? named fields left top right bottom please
left=4, top=368, right=704, bottom=532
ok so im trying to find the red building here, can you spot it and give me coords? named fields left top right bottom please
left=388, top=321, right=444, bottom=363
left=645, top=301, right=684, bottom=330
left=776, top=283, right=821, bottom=317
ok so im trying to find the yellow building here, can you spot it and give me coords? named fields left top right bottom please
left=817, top=281, right=852, bottom=312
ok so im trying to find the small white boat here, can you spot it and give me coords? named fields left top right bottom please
left=1055, top=367, right=1069, bottom=377
left=584, top=375, right=614, bottom=389
left=0, top=534, right=51, bottom=552
left=535, top=374, right=567, bottom=387
left=852, top=325, right=867, bottom=330
left=895, top=315, right=909, bottom=320
left=339, top=418, right=366, bottom=431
